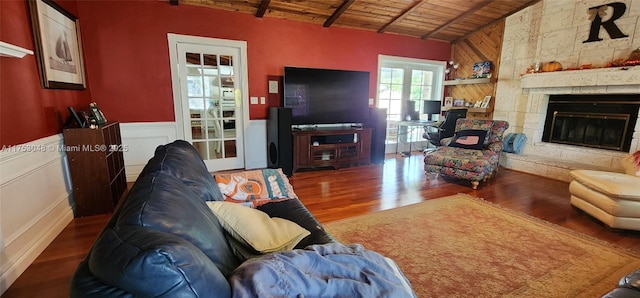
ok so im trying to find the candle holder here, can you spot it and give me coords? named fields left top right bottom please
left=446, top=61, right=459, bottom=80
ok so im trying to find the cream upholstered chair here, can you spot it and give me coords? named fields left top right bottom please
left=569, top=152, right=640, bottom=230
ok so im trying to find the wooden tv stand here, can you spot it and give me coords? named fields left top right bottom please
left=292, top=128, right=372, bottom=173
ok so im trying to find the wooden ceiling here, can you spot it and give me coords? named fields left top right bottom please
left=179, top=0, right=539, bottom=42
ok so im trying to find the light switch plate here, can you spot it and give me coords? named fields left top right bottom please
left=260, top=97, right=266, bottom=104
left=250, top=96, right=258, bottom=104
left=369, top=98, right=374, bottom=105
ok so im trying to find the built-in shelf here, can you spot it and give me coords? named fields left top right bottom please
left=0, top=41, right=34, bottom=58
left=443, top=77, right=494, bottom=86
left=442, top=106, right=493, bottom=113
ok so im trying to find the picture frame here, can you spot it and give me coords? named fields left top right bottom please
left=29, top=0, right=86, bottom=89
left=444, top=97, right=453, bottom=107
left=473, top=100, right=483, bottom=108
left=89, top=102, right=107, bottom=125
left=64, top=106, right=85, bottom=128
left=453, top=99, right=465, bottom=107
left=472, top=61, right=492, bottom=79
left=80, top=110, right=91, bottom=126
left=481, top=96, right=492, bottom=108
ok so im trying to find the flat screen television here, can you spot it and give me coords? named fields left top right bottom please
left=284, top=66, right=370, bottom=125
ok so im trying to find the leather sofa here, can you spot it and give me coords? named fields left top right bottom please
left=569, top=169, right=640, bottom=230
left=572, top=152, right=640, bottom=297
left=569, top=152, right=640, bottom=231
left=69, top=140, right=334, bottom=297
left=603, top=269, right=640, bottom=297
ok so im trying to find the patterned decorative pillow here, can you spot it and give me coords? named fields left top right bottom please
left=620, top=151, right=640, bottom=177
left=455, top=120, right=493, bottom=145
left=449, top=129, right=487, bottom=150
left=214, top=169, right=297, bottom=207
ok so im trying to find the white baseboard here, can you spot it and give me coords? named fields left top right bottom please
left=0, top=134, right=74, bottom=295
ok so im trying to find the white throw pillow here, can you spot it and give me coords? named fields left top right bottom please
left=206, top=201, right=310, bottom=253
left=620, top=154, right=640, bottom=177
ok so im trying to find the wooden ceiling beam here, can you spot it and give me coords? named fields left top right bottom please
left=378, top=0, right=426, bottom=34
left=179, top=0, right=542, bottom=42
left=452, top=0, right=541, bottom=43
left=256, top=0, right=271, bottom=18
left=323, top=0, right=354, bottom=27
left=421, top=0, right=492, bottom=40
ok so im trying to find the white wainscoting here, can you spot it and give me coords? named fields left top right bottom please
left=119, top=122, right=178, bottom=181
left=244, top=120, right=267, bottom=170
left=0, top=134, right=74, bottom=295
left=119, top=120, right=267, bottom=180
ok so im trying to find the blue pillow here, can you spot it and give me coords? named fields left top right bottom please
left=449, top=129, right=488, bottom=150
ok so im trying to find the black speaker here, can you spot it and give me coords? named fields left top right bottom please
left=267, top=107, right=293, bottom=176
left=367, top=107, right=387, bottom=164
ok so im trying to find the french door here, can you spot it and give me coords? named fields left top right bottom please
left=377, top=55, right=445, bottom=153
left=168, top=34, right=248, bottom=171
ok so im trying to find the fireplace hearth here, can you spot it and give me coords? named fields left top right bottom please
left=542, top=94, right=640, bottom=152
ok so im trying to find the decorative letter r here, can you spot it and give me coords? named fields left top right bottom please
left=583, top=2, right=628, bottom=43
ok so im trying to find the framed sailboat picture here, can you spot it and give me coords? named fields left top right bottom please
left=29, top=0, right=86, bottom=89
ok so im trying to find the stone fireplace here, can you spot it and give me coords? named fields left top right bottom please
left=543, top=94, right=639, bottom=152
left=493, top=0, right=640, bottom=182
left=498, top=67, right=640, bottom=181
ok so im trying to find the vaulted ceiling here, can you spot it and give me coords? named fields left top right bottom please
left=179, top=0, right=540, bottom=42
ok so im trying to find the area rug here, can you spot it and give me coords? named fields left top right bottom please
left=323, top=194, right=640, bottom=297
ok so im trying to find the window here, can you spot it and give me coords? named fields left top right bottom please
left=377, top=55, right=445, bottom=153
left=378, top=67, right=404, bottom=121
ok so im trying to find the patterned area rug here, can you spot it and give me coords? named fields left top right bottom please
left=324, top=194, right=640, bottom=297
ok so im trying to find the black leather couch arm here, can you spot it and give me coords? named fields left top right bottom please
left=257, top=198, right=335, bottom=248
left=603, top=269, right=640, bottom=298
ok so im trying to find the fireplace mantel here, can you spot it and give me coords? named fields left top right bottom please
left=520, top=66, right=640, bottom=91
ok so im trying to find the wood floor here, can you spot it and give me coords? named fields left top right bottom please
left=4, top=153, right=640, bottom=297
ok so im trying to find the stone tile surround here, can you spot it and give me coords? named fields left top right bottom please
left=501, top=67, right=640, bottom=181
left=494, top=0, right=640, bottom=182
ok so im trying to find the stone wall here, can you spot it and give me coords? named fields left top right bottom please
left=495, top=0, right=640, bottom=181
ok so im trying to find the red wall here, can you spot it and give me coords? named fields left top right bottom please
left=1, top=0, right=91, bottom=147
left=76, top=1, right=450, bottom=121
left=1, top=0, right=450, bottom=147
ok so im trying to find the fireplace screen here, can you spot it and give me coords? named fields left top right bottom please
left=549, top=112, right=629, bottom=151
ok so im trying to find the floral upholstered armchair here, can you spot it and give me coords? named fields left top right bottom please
left=423, top=119, right=509, bottom=189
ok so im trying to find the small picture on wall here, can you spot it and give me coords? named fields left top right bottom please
left=472, top=61, right=492, bottom=79
left=481, top=96, right=492, bottom=108
left=453, top=99, right=465, bottom=107
left=444, top=96, right=453, bottom=107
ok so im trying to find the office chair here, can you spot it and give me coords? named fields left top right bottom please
left=422, top=108, right=467, bottom=147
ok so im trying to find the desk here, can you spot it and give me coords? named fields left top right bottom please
left=396, top=120, right=436, bottom=155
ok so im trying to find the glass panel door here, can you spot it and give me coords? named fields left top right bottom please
left=378, top=67, right=404, bottom=149
left=377, top=57, right=445, bottom=154
left=177, top=43, right=244, bottom=170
